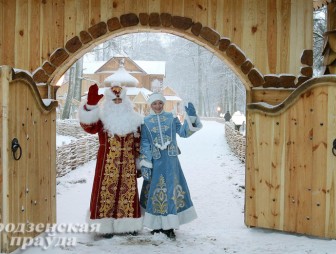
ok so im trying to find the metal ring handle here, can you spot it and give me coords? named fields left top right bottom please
left=333, top=139, right=336, bottom=157
left=11, top=138, right=22, bottom=160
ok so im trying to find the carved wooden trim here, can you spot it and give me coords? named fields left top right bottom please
left=149, top=13, right=161, bottom=26
left=301, top=49, right=313, bottom=66
left=139, top=13, right=149, bottom=25
left=11, top=69, right=58, bottom=113
left=65, top=36, right=82, bottom=54
left=79, top=31, right=92, bottom=44
left=247, top=75, right=336, bottom=115
left=120, top=13, right=139, bottom=27
left=88, top=21, right=107, bottom=39
left=107, top=17, right=121, bottom=31
left=42, top=61, right=56, bottom=75
left=199, top=27, right=220, bottom=46
left=160, top=13, right=172, bottom=27
left=32, top=67, right=49, bottom=83
left=49, top=48, right=69, bottom=67
left=313, top=0, right=334, bottom=10
left=172, top=16, right=193, bottom=30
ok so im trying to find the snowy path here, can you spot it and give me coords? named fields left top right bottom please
left=16, top=120, right=336, bottom=254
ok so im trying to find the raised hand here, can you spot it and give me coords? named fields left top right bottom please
left=87, top=84, right=104, bottom=105
left=185, top=102, right=196, bottom=117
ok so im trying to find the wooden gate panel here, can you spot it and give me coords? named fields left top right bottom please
left=283, top=92, right=313, bottom=234
left=311, top=86, right=328, bottom=236
left=0, top=67, right=57, bottom=252
left=325, top=85, right=336, bottom=238
left=245, top=77, right=336, bottom=239
left=325, top=84, right=336, bottom=237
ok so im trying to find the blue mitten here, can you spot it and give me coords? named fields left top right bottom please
left=141, top=166, right=151, bottom=181
left=185, top=102, right=196, bottom=117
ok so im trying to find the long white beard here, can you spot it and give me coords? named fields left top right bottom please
left=99, top=97, right=143, bottom=136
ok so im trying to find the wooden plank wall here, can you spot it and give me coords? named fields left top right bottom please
left=0, top=68, right=57, bottom=252
left=0, top=0, right=312, bottom=78
left=245, top=79, right=336, bottom=238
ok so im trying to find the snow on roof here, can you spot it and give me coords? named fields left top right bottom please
left=82, top=59, right=166, bottom=76
left=165, top=95, right=182, bottom=101
left=82, top=61, right=106, bottom=74
left=134, top=60, right=165, bottom=75
left=104, top=66, right=139, bottom=87
left=125, top=87, right=152, bottom=96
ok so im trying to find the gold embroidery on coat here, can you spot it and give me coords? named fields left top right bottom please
left=98, top=134, right=137, bottom=218
left=151, top=175, right=168, bottom=214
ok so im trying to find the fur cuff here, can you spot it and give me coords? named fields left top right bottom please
left=139, top=159, right=153, bottom=169
left=136, top=158, right=141, bottom=170
left=78, top=100, right=100, bottom=124
left=184, top=113, right=203, bottom=132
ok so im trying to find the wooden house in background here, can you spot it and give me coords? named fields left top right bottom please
left=162, top=86, right=183, bottom=115
left=82, top=55, right=166, bottom=92
left=56, top=56, right=182, bottom=116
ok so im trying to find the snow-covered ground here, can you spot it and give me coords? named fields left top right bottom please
left=56, top=135, right=77, bottom=147
left=14, top=120, right=336, bottom=254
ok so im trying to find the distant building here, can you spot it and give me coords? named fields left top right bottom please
left=56, top=56, right=183, bottom=117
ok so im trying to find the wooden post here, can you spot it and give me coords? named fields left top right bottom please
left=0, top=66, right=12, bottom=252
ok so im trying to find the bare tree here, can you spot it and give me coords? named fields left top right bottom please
left=73, top=58, right=83, bottom=101
left=313, top=7, right=327, bottom=76
left=61, top=66, right=75, bottom=119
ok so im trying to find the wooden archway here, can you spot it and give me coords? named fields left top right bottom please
left=35, top=16, right=259, bottom=91
left=31, top=12, right=314, bottom=105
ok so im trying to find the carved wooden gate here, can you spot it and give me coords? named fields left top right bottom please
left=245, top=76, right=336, bottom=239
left=0, top=66, right=57, bottom=252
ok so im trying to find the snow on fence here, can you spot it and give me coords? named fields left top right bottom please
left=225, top=122, right=246, bottom=162
left=56, top=119, right=88, bottom=138
left=56, top=135, right=98, bottom=177
left=56, top=120, right=98, bottom=177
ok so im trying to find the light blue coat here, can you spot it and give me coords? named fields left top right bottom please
left=139, top=111, right=202, bottom=230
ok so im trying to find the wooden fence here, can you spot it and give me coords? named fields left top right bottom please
left=56, top=120, right=98, bottom=177
left=225, top=122, right=246, bottom=162
left=55, top=119, right=247, bottom=178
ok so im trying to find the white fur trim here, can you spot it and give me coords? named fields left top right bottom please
left=189, top=116, right=197, bottom=123
left=139, top=159, right=153, bottom=169
left=147, top=93, right=166, bottom=105
left=154, top=140, right=171, bottom=150
left=78, top=100, right=100, bottom=124
left=184, top=113, right=203, bottom=132
left=86, top=210, right=143, bottom=234
left=86, top=104, right=99, bottom=110
left=141, top=206, right=197, bottom=230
